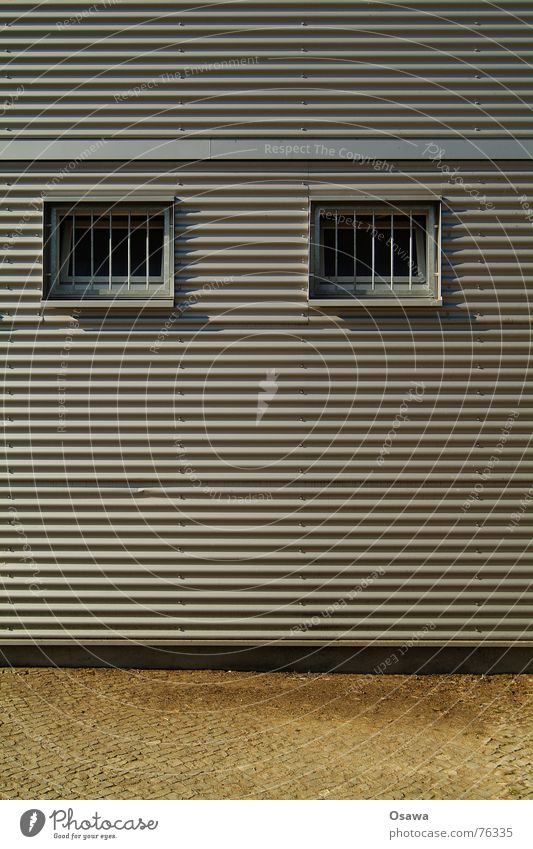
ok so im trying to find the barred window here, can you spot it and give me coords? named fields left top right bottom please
left=310, top=201, right=440, bottom=304
left=44, top=201, right=174, bottom=304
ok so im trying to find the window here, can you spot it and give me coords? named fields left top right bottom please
left=310, top=201, right=440, bottom=304
left=44, top=200, right=174, bottom=304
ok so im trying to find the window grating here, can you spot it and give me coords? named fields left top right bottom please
left=45, top=201, right=174, bottom=301
left=311, top=202, right=439, bottom=301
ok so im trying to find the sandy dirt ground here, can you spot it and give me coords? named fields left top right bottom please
left=0, top=669, right=531, bottom=800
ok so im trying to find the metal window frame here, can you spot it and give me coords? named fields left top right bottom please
left=309, top=200, right=441, bottom=306
left=43, top=198, right=175, bottom=307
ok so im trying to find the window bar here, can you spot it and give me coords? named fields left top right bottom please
left=437, top=202, right=442, bottom=300
left=108, top=212, right=112, bottom=292
left=127, top=211, right=131, bottom=291
left=90, top=212, right=94, bottom=286
left=145, top=212, right=149, bottom=291
left=334, top=208, right=338, bottom=281
left=390, top=211, right=394, bottom=288
left=371, top=211, right=375, bottom=289
left=409, top=210, right=413, bottom=290
left=353, top=208, right=357, bottom=289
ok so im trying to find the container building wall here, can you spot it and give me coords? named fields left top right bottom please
left=0, top=160, right=531, bottom=646
left=0, top=1, right=531, bottom=651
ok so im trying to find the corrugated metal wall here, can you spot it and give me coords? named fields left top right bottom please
left=1, top=160, right=531, bottom=645
left=1, top=0, right=532, bottom=137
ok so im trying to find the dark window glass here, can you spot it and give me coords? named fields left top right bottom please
left=320, top=209, right=428, bottom=283
left=92, top=225, right=109, bottom=278
left=392, top=217, right=411, bottom=277
left=321, top=221, right=354, bottom=277
left=58, top=211, right=165, bottom=281
left=322, top=226, right=335, bottom=277
left=412, top=215, right=425, bottom=277
left=58, top=217, right=74, bottom=275
left=373, top=216, right=392, bottom=280
left=71, top=217, right=92, bottom=276
left=354, top=216, right=373, bottom=278
left=149, top=220, right=164, bottom=276
left=130, top=216, right=147, bottom=277
left=336, top=226, right=354, bottom=276
left=111, top=226, right=129, bottom=277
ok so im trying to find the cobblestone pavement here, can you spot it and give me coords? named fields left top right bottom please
left=0, top=669, right=531, bottom=799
